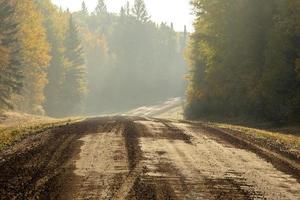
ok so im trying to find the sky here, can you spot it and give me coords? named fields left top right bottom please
left=51, top=0, right=195, bottom=32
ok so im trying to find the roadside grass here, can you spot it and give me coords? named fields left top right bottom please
left=0, top=111, right=82, bottom=151
left=208, top=122, right=300, bottom=157
left=157, top=106, right=184, bottom=120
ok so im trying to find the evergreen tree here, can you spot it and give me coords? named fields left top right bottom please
left=81, top=1, right=88, bottom=15
left=94, top=0, right=107, bottom=15
left=0, top=0, right=22, bottom=109
left=126, top=1, right=130, bottom=16
left=92, top=0, right=109, bottom=35
left=36, top=0, right=67, bottom=117
left=132, top=0, right=150, bottom=23
left=60, top=15, right=87, bottom=116
left=120, top=6, right=125, bottom=17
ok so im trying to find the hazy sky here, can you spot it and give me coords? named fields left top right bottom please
left=51, top=0, right=194, bottom=32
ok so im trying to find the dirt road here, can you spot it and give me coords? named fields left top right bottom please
left=0, top=116, right=299, bottom=200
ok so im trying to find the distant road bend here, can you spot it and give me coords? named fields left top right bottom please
left=0, top=115, right=300, bottom=199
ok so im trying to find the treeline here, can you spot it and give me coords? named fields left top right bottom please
left=0, top=0, right=187, bottom=117
left=75, top=0, right=188, bottom=114
left=0, top=0, right=86, bottom=117
left=186, top=0, right=300, bottom=122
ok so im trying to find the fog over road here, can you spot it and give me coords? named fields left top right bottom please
left=0, top=115, right=299, bottom=200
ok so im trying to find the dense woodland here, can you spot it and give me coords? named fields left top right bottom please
left=0, top=0, right=187, bottom=117
left=186, top=0, right=300, bottom=122
left=2, top=0, right=299, bottom=123
left=0, top=0, right=86, bottom=117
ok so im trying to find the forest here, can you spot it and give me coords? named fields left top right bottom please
left=186, top=0, right=300, bottom=122
left=0, top=0, right=187, bottom=117
left=1, top=0, right=300, bottom=123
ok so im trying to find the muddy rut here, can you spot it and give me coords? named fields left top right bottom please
left=0, top=117, right=299, bottom=200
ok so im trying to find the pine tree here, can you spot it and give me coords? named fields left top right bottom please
left=120, top=6, right=125, bottom=17
left=0, top=0, right=22, bottom=109
left=94, top=0, right=107, bottom=15
left=126, top=1, right=130, bottom=16
left=180, top=25, right=188, bottom=51
left=81, top=1, right=88, bottom=15
left=60, top=15, right=87, bottom=116
left=132, top=0, right=150, bottom=23
left=36, top=0, right=67, bottom=117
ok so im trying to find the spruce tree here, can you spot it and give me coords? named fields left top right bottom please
left=120, top=6, right=125, bottom=17
left=0, top=0, right=22, bottom=109
left=126, top=1, right=130, bottom=16
left=81, top=1, right=88, bottom=15
left=132, top=0, right=150, bottom=23
left=36, top=0, right=66, bottom=117
left=94, top=0, right=107, bottom=15
left=60, top=15, right=87, bottom=116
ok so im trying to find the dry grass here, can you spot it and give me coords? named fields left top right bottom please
left=156, top=106, right=184, bottom=120
left=0, top=111, right=82, bottom=150
left=209, top=122, right=300, bottom=154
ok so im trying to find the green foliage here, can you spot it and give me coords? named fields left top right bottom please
left=0, top=0, right=22, bottom=109
left=186, top=0, right=300, bottom=122
left=34, top=1, right=87, bottom=117
left=12, top=0, right=51, bottom=114
left=59, top=15, right=87, bottom=116
left=35, top=0, right=66, bottom=117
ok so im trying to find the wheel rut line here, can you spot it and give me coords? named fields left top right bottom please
left=199, top=123, right=300, bottom=181
left=146, top=121, right=267, bottom=199
left=117, top=117, right=180, bottom=200
left=112, top=162, right=144, bottom=200
left=71, top=119, right=128, bottom=199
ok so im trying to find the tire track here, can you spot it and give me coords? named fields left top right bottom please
left=1, top=116, right=300, bottom=199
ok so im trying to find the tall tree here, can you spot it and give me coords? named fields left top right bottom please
left=60, top=15, right=87, bottom=116
left=185, top=0, right=300, bottom=122
left=36, top=0, right=68, bottom=116
left=126, top=1, right=130, bottom=16
left=120, top=6, right=125, bottom=17
left=0, top=0, right=22, bottom=109
left=132, top=0, right=150, bottom=23
left=81, top=1, right=88, bottom=15
left=13, top=0, right=50, bottom=114
left=259, top=0, right=300, bottom=121
left=91, top=0, right=109, bottom=34
left=94, top=0, right=107, bottom=15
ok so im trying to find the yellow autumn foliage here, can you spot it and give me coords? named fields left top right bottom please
left=13, top=0, right=51, bottom=113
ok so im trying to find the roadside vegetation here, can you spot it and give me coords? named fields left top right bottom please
left=183, top=0, right=300, bottom=164
left=0, top=111, right=81, bottom=150
left=0, top=0, right=86, bottom=117
left=186, top=0, right=300, bottom=122
left=207, top=121, right=300, bottom=158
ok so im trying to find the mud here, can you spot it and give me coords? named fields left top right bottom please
left=0, top=116, right=299, bottom=199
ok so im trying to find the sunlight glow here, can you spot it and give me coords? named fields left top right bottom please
left=51, top=0, right=194, bottom=32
